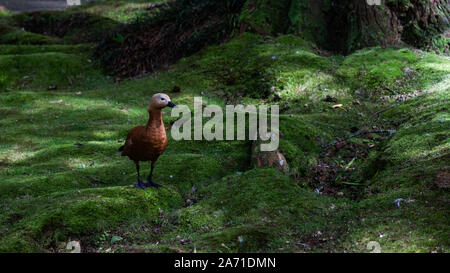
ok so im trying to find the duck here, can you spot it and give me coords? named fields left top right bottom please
left=119, top=93, right=176, bottom=189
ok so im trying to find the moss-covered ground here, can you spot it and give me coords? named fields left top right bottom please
left=0, top=1, right=448, bottom=253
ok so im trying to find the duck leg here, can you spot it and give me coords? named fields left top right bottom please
left=144, top=162, right=162, bottom=188
left=134, top=162, right=147, bottom=189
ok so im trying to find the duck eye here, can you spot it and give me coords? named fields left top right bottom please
left=161, top=98, right=165, bottom=101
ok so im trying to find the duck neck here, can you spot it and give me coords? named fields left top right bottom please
left=146, top=108, right=163, bottom=128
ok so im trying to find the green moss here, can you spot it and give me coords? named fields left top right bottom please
left=278, top=116, right=326, bottom=176
left=428, top=34, right=450, bottom=54
left=287, top=0, right=329, bottom=46
left=337, top=47, right=420, bottom=92
left=238, top=0, right=330, bottom=47
left=0, top=50, right=111, bottom=90
left=178, top=32, right=328, bottom=101
left=0, top=186, right=183, bottom=251
left=11, top=10, right=119, bottom=44
left=0, top=233, right=42, bottom=253
left=274, top=34, right=313, bottom=51
left=239, top=0, right=292, bottom=35
left=0, top=3, right=449, bottom=252
left=0, top=24, right=61, bottom=45
left=152, top=152, right=247, bottom=195
left=0, top=62, right=250, bottom=251
left=68, top=0, right=166, bottom=23
left=175, top=205, right=225, bottom=233
left=336, top=53, right=450, bottom=252
left=173, top=169, right=349, bottom=252
left=0, top=44, right=92, bottom=55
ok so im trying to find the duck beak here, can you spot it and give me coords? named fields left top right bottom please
left=167, top=101, right=176, bottom=108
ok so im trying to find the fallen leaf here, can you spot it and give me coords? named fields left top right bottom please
left=331, top=104, right=343, bottom=109
left=111, top=236, right=123, bottom=244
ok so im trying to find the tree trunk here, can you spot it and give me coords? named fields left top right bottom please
left=240, top=0, right=450, bottom=53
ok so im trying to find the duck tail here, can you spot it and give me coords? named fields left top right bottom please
left=118, top=145, right=125, bottom=152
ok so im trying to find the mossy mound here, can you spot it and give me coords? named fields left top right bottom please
left=11, top=10, right=119, bottom=44
left=337, top=47, right=420, bottom=92
left=0, top=25, right=62, bottom=45
left=0, top=186, right=183, bottom=252
left=153, top=169, right=351, bottom=253
left=0, top=46, right=110, bottom=90
left=177, top=32, right=326, bottom=101
left=336, top=47, right=450, bottom=95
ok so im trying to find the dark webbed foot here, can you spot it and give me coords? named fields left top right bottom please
left=134, top=178, right=147, bottom=189
left=144, top=179, right=162, bottom=189
left=144, top=162, right=162, bottom=188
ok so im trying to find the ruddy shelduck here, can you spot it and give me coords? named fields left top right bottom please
left=119, top=93, right=176, bottom=189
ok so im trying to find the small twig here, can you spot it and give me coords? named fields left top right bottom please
left=383, top=86, right=395, bottom=93
left=369, top=105, right=397, bottom=120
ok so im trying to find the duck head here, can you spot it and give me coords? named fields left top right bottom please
left=148, top=93, right=176, bottom=111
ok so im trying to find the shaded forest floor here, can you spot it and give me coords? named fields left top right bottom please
left=0, top=1, right=449, bottom=253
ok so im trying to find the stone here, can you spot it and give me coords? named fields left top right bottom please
left=251, top=140, right=289, bottom=175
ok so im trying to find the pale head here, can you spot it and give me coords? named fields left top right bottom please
left=148, top=93, right=176, bottom=111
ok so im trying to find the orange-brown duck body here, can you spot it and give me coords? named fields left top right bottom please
left=119, top=93, right=175, bottom=189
